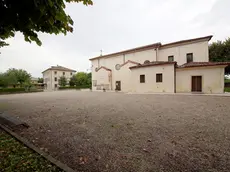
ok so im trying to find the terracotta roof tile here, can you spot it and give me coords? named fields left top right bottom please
left=90, top=35, right=212, bottom=61
left=42, top=66, right=76, bottom=73
left=120, top=60, right=140, bottom=67
left=129, top=61, right=177, bottom=69
left=96, top=66, right=112, bottom=72
left=178, top=62, right=230, bottom=68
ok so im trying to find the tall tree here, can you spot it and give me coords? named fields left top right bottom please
left=58, top=76, right=67, bottom=87
left=209, top=38, right=230, bottom=74
left=0, top=0, right=93, bottom=47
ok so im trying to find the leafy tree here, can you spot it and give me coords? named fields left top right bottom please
left=209, top=38, right=230, bottom=74
left=69, top=75, right=77, bottom=86
left=58, top=76, right=67, bottom=87
left=75, top=72, right=90, bottom=86
left=38, top=78, right=44, bottom=83
left=5, top=69, right=31, bottom=87
left=0, top=0, right=93, bottom=47
left=0, top=73, right=8, bottom=87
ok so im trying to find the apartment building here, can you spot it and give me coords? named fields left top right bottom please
left=42, top=65, right=76, bottom=90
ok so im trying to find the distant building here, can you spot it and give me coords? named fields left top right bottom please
left=42, top=65, right=76, bottom=91
left=31, top=77, right=38, bottom=84
left=90, top=36, right=230, bottom=94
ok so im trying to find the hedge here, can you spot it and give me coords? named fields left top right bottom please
left=59, top=85, right=91, bottom=90
left=0, top=88, right=25, bottom=93
left=0, top=88, right=43, bottom=94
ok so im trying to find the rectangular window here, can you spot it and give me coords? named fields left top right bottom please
left=168, top=56, right=174, bottom=62
left=54, top=77, right=57, bottom=81
left=55, top=84, right=57, bottom=88
left=140, top=75, right=145, bottom=83
left=93, top=80, right=97, bottom=86
left=187, top=53, right=193, bottom=63
left=156, top=73, right=163, bottom=83
left=63, top=72, right=65, bottom=75
left=70, top=72, right=72, bottom=75
left=54, top=71, right=57, bottom=75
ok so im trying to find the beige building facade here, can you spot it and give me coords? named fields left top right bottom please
left=42, top=66, right=76, bottom=91
left=90, top=36, right=229, bottom=94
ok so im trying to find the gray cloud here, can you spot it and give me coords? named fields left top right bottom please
left=0, top=0, right=228, bottom=77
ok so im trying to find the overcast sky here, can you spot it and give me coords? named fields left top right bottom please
left=0, top=0, right=229, bottom=77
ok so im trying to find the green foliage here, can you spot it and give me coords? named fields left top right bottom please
left=58, top=76, right=67, bottom=87
left=0, top=68, right=31, bottom=88
left=38, top=78, right=44, bottom=83
left=6, top=68, right=31, bottom=86
left=0, top=88, right=25, bottom=93
left=225, top=78, right=230, bottom=83
left=69, top=75, right=77, bottom=86
left=59, top=85, right=91, bottom=90
left=68, top=72, right=91, bottom=87
left=0, top=0, right=93, bottom=47
left=209, top=38, right=230, bottom=74
left=224, top=87, right=230, bottom=92
left=0, top=130, right=63, bottom=171
left=75, top=72, right=91, bottom=86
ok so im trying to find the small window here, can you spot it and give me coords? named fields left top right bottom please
left=140, top=75, right=145, bottom=83
left=156, top=73, right=163, bottom=83
left=54, top=71, right=57, bottom=75
left=93, top=80, right=97, bottom=86
left=54, top=77, right=57, bottom=81
left=70, top=72, right=72, bottom=75
left=55, top=84, right=58, bottom=88
left=168, top=56, right=174, bottom=62
left=63, top=72, right=65, bottom=75
left=187, top=53, right=193, bottom=63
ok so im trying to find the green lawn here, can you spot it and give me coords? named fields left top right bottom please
left=0, top=130, right=64, bottom=172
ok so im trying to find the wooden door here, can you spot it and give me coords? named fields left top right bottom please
left=192, top=76, right=202, bottom=92
left=115, top=81, right=121, bottom=91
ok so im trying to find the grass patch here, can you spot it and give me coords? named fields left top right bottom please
left=224, top=87, right=230, bottom=92
left=0, top=130, right=64, bottom=172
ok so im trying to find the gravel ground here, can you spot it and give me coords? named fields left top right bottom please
left=0, top=91, right=230, bottom=172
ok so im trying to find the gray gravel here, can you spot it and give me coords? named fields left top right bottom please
left=0, top=91, right=230, bottom=172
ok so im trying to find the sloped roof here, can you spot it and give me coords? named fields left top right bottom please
left=96, top=66, right=112, bottom=72
left=178, top=62, right=230, bottom=68
left=129, top=61, right=177, bottom=69
left=89, top=35, right=212, bottom=61
left=42, top=65, right=76, bottom=73
left=120, top=60, right=140, bottom=67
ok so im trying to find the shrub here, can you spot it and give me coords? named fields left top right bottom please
left=0, top=87, right=43, bottom=94
left=59, top=85, right=91, bottom=90
left=0, top=88, right=25, bottom=93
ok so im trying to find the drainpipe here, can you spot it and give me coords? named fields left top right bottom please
left=155, top=48, right=159, bottom=61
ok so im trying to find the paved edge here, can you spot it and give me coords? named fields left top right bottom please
left=0, top=124, right=76, bottom=172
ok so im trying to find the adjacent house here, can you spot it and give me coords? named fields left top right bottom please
left=90, top=36, right=230, bottom=94
left=42, top=65, right=76, bottom=90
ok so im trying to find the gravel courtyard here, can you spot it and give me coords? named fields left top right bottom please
left=0, top=91, right=230, bottom=172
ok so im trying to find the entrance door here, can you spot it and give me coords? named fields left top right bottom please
left=115, top=81, right=121, bottom=91
left=192, top=76, right=202, bottom=92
